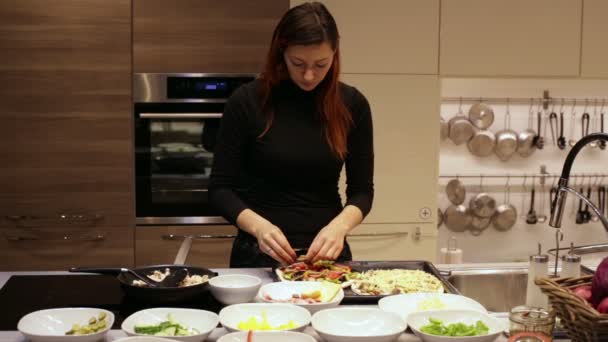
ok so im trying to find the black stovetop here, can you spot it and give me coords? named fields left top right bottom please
left=0, top=275, right=223, bottom=330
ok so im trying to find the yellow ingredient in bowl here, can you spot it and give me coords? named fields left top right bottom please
left=237, top=310, right=297, bottom=331
left=416, top=297, right=446, bottom=311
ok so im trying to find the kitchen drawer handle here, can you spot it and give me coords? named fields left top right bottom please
left=4, top=233, right=105, bottom=242
left=347, top=232, right=409, bottom=238
left=162, top=234, right=236, bottom=240
left=5, top=213, right=104, bottom=226
left=140, top=113, right=222, bottom=119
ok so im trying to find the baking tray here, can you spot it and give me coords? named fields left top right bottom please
left=273, top=260, right=458, bottom=304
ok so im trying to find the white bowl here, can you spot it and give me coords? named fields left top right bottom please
left=379, top=293, right=487, bottom=323
left=121, top=308, right=219, bottom=342
left=407, top=310, right=503, bottom=342
left=258, top=281, right=344, bottom=314
left=209, top=274, right=262, bottom=305
left=219, top=303, right=311, bottom=333
left=114, top=338, right=181, bottom=342
left=217, top=331, right=316, bottom=342
left=17, top=307, right=114, bottom=342
left=311, top=307, right=406, bottom=342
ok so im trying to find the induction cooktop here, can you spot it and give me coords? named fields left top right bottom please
left=0, top=275, right=222, bottom=330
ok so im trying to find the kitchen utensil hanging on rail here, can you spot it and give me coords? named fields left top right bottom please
left=493, top=176, right=517, bottom=231
left=518, top=99, right=537, bottom=157
left=449, top=103, right=475, bottom=145
left=495, top=99, right=519, bottom=161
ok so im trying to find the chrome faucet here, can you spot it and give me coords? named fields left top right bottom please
left=550, top=133, right=608, bottom=232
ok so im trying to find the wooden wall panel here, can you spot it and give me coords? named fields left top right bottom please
left=134, top=0, right=289, bottom=73
left=0, top=0, right=134, bottom=269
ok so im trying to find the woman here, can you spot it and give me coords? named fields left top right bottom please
left=209, top=1, right=374, bottom=268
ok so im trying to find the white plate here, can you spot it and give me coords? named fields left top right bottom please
left=378, top=293, right=487, bottom=323
left=311, top=307, right=406, bottom=342
left=407, top=309, right=503, bottom=342
left=258, top=281, right=344, bottom=314
left=219, top=303, right=311, bottom=333
left=121, top=307, right=218, bottom=342
left=17, top=307, right=114, bottom=342
left=217, top=331, right=316, bottom=342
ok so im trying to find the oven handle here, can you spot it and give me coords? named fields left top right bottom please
left=139, top=113, right=223, bottom=119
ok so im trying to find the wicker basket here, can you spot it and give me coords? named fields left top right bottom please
left=536, top=275, right=608, bottom=341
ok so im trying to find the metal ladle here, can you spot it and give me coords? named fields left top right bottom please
left=568, top=100, right=578, bottom=147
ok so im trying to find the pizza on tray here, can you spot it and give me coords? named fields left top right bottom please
left=350, top=269, right=445, bottom=296
left=275, top=260, right=358, bottom=288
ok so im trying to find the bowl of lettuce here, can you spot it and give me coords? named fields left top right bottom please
left=407, top=310, right=502, bottom=342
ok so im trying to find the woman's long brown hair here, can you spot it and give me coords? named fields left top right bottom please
left=258, top=2, right=352, bottom=160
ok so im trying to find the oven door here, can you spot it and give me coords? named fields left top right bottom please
left=135, top=102, right=227, bottom=225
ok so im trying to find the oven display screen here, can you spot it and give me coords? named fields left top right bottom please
left=197, top=81, right=227, bottom=91
left=167, top=76, right=252, bottom=100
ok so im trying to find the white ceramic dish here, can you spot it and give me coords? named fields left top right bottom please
left=378, top=293, right=487, bottom=323
left=121, top=307, right=219, bottom=342
left=311, top=307, right=406, bottom=342
left=114, top=337, right=181, bottom=342
left=217, top=331, right=316, bottom=342
left=407, top=309, right=503, bottom=342
left=17, top=307, right=114, bottom=342
left=258, top=281, right=344, bottom=314
left=219, top=303, right=311, bottom=333
left=209, top=274, right=262, bottom=305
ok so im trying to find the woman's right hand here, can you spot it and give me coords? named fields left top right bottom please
left=254, top=223, right=296, bottom=265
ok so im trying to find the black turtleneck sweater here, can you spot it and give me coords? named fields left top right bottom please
left=209, top=79, right=374, bottom=247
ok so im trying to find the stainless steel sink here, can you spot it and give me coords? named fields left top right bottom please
left=447, top=268, right=527, bottom=312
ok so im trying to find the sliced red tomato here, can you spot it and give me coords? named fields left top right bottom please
left=327, top=270, right=344, bottom=280
left=305, top=271, right=323, bottom=279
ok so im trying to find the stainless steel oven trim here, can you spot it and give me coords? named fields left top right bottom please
left=139, top=113, right=223, bottom=119
left=134, top=73, right=258, bottom=103
left=136, top=216, right=229, bottom=225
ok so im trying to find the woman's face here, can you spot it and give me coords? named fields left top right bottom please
left=283, top=42, right=335, bottom=91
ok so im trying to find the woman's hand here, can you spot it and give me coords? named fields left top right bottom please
left=305, top=224, right=349, bottom=262
left=254, top=223, right=296, bottom=265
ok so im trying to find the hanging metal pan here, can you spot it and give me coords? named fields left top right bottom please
left=468, top=102, right=495, bottom=129
left=446, top=178, right=466, bottom=205
left=444, top=205, right=472, bottom=233
left=467, top=129, right=496, bottom=157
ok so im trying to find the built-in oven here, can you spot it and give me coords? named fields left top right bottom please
left=134, top=73, right=256, bottom=225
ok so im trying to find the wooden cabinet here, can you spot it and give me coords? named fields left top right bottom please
left=340, top=74, right=440, bottom=226
left=0, top=0, right=134, bottom=270
left=136, top=226, right=237, bottom=268
left=133, top=0, right=288, bottom=73
left=291, top=0, right=439, bottom=74
left=581, top=0, right=608, bottom=78
left=440, top=0, right=582, bottom=77
left=348, top=223, right=436, bottom=261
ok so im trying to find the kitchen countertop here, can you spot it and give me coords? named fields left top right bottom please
left=0, top=264, right=567, bottom=342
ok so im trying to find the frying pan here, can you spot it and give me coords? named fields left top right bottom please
left=69, top=236, right=216, bottom=303
left=69, top=264, right=217, bottom=304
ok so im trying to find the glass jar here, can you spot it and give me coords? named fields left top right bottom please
left=509, top=305, right=556, bottom=338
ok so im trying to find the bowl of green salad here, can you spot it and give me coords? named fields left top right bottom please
left=407, top=310, right=503, bottom=342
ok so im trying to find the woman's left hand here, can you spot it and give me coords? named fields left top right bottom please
left=305, top=224, right=349, bottom=262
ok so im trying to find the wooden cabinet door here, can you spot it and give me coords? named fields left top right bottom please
left=348, top=223, right=436, bottom=261
left=136, top=226, right=237, bottom=268
left=581, top=0, right=608, bottom=78
left=291, top=0, right=440, bottom=74
left=440, top=0, right=582, bottom=77
left=0, top=0, right=134, bottom=270
left=341, top=74, right=440, bottom=226
left=133, top=0, right=288, bottom=73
